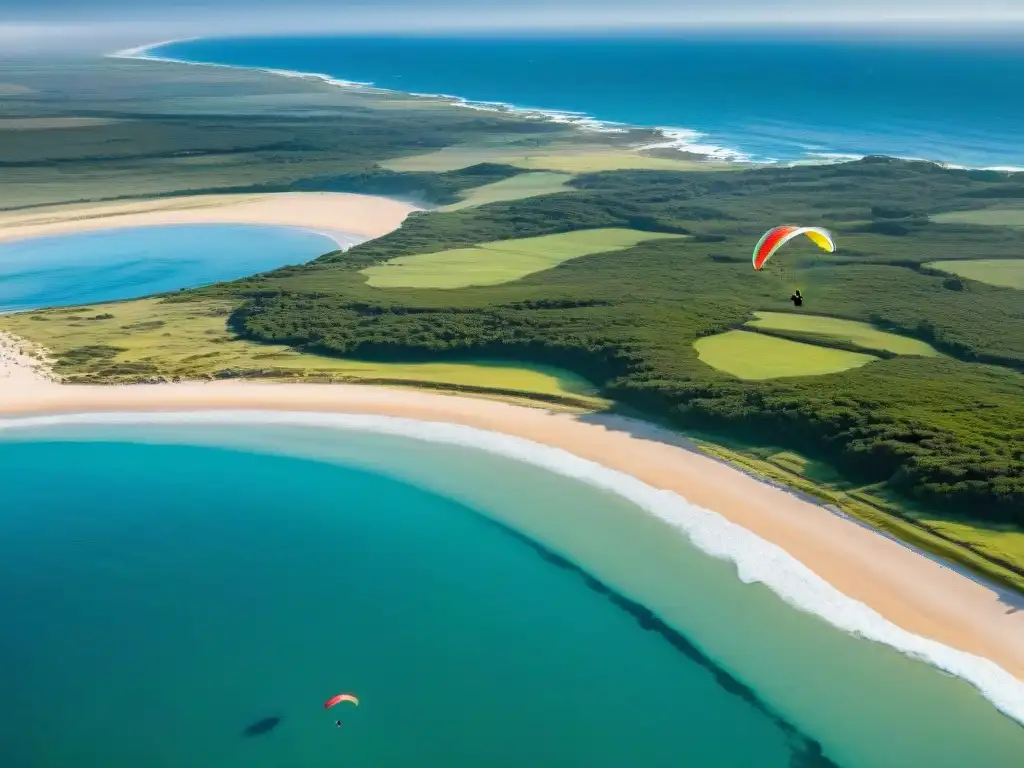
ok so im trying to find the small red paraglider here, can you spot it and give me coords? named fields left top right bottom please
left=324, top=693, right=359, bottom=709
left=325, top=693, right=359, bottom=728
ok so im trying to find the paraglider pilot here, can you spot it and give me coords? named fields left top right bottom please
left=752, top=226, right=835, bottom=312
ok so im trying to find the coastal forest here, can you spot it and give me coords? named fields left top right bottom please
left=3, top=58, right=1023, bottom=579
left=199, top=159, right=1024, bottom=529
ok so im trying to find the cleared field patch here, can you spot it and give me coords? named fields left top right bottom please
left=904, top=514, right=1024, bottom=571
left=383, top=144, right=729, bottom=174
left=694, top=330, right=878, bottom=379
left=930, top=208, right=1024, bottom=228
left=747, top=311, right=941, bottom=356
left=0, top=117, right=121, bottom=130
left=924, top=259, right=1024, bottom=290
left=690, top=439, right=1024, bottom=590
left=513, top=151, right=731, bottom=173
left=0, top=298, right=601, bottom=402
left=362, top=228, right=683, bottom=289
left=440, top=172, right=575, bottom=211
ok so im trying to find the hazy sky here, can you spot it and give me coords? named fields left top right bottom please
left=3, top=0, right=1024, bottom=54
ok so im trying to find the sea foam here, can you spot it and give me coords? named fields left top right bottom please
left=2, top=408, right=1022, bottom=726
left=110, top=41, right=748, bottom=162
left=112, top=40, right=1024, bottom=173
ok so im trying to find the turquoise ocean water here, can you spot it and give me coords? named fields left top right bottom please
left=1, top=419, right=1022, bottom=767
left=150, top=35, right=1024, bottom=168
left=0, top=224, right=347, bottom=312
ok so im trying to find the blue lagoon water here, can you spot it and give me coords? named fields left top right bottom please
left=153, top=35, right=1024, bottom=168
left=1, top=418, right=1022, bottom=767
left=0, top=224, right=345, bottom=312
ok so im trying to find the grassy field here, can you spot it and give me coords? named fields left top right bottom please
left=906, top=513, right=1024, bottom=575
left=924, top=259, right=1024, bottom=290
left=440, top=172, right=575, bottom=211
left=382, top=144, right=729, bottom=173
left=514, top=151, right=732, bottom=173
left=361, top=228, right=684, bottom=289
left=5, top=58, right=1024, bottom=588
left=746, top=311, right=942, bottom=356
left=687, top=438, right=1024, bottom=592
left=0, top=58, right=563, bottom=210
left=694, top=330, right=879, bottom=379
left=0, top=299, right=602, bottom=402
left=0, top=117, right=122, bottom=130
left=931, top=208, right=1024, bottom=227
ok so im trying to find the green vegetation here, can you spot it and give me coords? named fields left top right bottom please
left=689, top=439, right=1024, bottom=592
left=0, top=59, right=575, bottom=210
left=0, top=298, right=600, bottom=404
left=182, top=156, right=1024, bottom=533
left=746, top=311, right=942, bottom=356
left=382, top=143, right=729, bottom=174
left=694, top=330, right=878, bottom=379
left=0, top=117, right=121, bottom=130
left=361, top=228, right=684, bottom=289
left=440, top=172, right=575, bottom=211
left=924, top=259, right=1024, bottom=290
left=4, top=61, right=1024, bottom=585
left=931, top=207, right=1024, bottom=227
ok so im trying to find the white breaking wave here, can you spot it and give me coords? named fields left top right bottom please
left=1, top=408, right=1022, bottom=726
left=637, top=127, right=753, bottom=162
left=109, top=40, right=750, bottom=162
left=109, top=40, right=1024, bottom=173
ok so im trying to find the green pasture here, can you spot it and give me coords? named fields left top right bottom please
left=383, top=144, right=728, bottom=173
left=924, top=259, right=1024, bottom=290
left=0, top=299, right=601, bottom=402
left=931, top=208, right=1024, bottom=228
left=694, top=330, right=879, bottom=379
left=746, top=311, right=942, bottom=356
left=440, top=172, right=575, bottom=211
left=361, top=228, right=684, bottom=289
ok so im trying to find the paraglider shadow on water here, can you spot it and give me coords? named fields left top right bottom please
left=470, top=513, right=839, bottom=768
left=243, top=716, right=282, bottom=737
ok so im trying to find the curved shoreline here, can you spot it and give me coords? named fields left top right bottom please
left=0, top=192, right=421, bottom=246
left=112, top=39, right=1024, bottom=172
left=110, top=40, right=752, bottom=165
left=0, top=382, right=1022, bottom=725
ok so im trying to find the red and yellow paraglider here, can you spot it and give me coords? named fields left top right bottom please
left=326, top=693, right=359, bottom=728
left=325, top=693, right=359, bottom=709
left=752, top=226, right=836, bottom=271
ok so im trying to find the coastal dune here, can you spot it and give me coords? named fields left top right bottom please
left=0, top=192, right=420, bottom=245
left=1, top=339, right=1022, bottom=724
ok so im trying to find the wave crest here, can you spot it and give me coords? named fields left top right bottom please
left=2, top=408, right=1022, bottom=726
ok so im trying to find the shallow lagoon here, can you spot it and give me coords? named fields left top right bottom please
left=0, top=224, right=349, bottom=312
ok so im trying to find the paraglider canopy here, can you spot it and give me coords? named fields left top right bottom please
left=325, top=694, right=359, bottom=710
left=752, top=226, right=835, bottom=271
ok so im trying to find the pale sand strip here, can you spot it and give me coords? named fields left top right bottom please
left=0, top=351, right=1021, bottom=682
left=0, top=192, right=421, bottom=245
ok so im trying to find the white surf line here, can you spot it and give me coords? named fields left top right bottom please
left=1, top=408, right=1022, bottom=726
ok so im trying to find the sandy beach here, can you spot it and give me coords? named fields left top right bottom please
left=1, top=342, right=1022, bottom=689
left=0, top=192, right=420, bottom=245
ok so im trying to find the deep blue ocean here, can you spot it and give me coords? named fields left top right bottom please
left=154, top=35, right=1024, bottom=168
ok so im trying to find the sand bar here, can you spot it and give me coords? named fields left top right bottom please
left=1, top=349, right=1022, bottom=686
left=0, top=192, right=420, bottom=245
